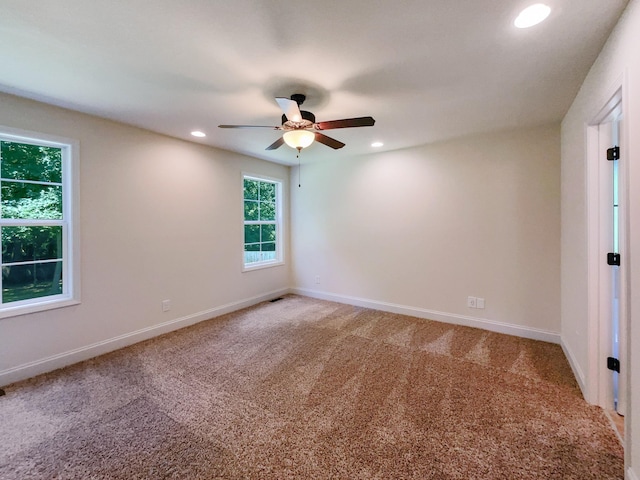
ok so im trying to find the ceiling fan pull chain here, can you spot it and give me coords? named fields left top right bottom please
left=298, top=151, right=302, bottom=188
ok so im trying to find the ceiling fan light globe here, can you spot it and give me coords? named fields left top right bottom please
left=283, top=130, right=315, bottom=150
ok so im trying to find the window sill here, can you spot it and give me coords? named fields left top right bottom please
left=0, top=296, right=80, bottom=320
left=242, top=260, right=285, bottom=273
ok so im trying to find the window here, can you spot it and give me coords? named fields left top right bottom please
left=243, top=175, right=282, bottom=269
left=0, top=127, right=79, bottom=317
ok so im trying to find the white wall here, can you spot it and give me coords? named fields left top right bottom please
left=0, top=92, right=290, bottom=385
left=291, top=124, right=561, bottom=340
left=560, top=0, right=640, bottom=476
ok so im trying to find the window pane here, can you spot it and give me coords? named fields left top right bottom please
left=261, top=251, right=276, bottom=261
left=0, top=141, right=62, bottom=183
left=244, top=200, right=258, bottom=221
left=243, top=176, right=281, bottom=267
left=244, top=251, right=260, bottom=264
left=2, top=261, right=63, bottom=303
left=261, top=224, right=276, bottom=242
left=2, top=226, right=62, bottom=264
left=262, top=242, right=276, bottom=252
left=1, top=183, right=63, bottom=219
left=244, top=179, right=258, bottom=200
left=260, top=182, right=275, bottom=202
left=244, top=225, right=260, bottom=244
left=260, top=201, right=275, bottom=221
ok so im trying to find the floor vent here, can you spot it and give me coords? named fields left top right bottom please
left=269, top=297, right=284, bottom=303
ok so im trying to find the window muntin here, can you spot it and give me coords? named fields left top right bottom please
left=243, top=175, right=282, bottom=268
left=0, top=129, right=78, bottom=316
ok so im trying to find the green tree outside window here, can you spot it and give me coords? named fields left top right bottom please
left=243, top=177, right=280, bottom=266
left=0, top=141, right=64, bottom=303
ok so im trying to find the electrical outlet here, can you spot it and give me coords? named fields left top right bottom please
left=162, top=299, right=171, bottom=312
left=476, top=297, right=485, bottom=309
left=315, top=275, right=320, bottom=284
left=467, top=296, right=477, bottom=308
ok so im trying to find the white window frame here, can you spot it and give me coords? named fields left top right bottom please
left=0, top=126, right=80, bottom=319
left=242, top=173, right=284, bottom=271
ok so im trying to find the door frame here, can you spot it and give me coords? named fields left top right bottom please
left=585, top=74, right=630, bottom=418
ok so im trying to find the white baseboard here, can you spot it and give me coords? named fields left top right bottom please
left=560, top=338, right=588, bottom=400
left=0, top=287, right=566, bottom=387
left=291, top=288, right=560, bottom=344
left=0, top=288, right=288, bottom=387
left=628, top=467, right=639, bottom=480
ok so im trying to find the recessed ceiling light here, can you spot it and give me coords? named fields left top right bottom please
left=191, top=130, right=206, bottom=138
left=514, top=3, right=551, bottom=28
left=371, top=142, right=384, bottom=148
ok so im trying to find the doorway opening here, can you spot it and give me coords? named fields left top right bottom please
left=586, top=86, right=628, bottom=443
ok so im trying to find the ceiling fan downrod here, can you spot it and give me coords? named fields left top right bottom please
left=290, top=93, right=306, bottom=106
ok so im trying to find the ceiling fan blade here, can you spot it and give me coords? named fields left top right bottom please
left=218, top=125, right=280, bottom=129
left=314, top=132, right=345, bottom=150
left=265, top=136, right=285, bottom=150
left=315, top=116, right=375, bottom=130
left=275, top=97, right=302, bottom=122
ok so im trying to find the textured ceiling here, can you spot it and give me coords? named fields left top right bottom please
left=0, top=0, right=630, bottom=165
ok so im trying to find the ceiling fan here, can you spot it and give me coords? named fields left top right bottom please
left=219, top=94, right=375, bottom=153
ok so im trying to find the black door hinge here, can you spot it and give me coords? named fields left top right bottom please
left=607, top=146, right=620, bottom=161
left=607, top=357, right=620, bottom=373
left=607, top=252, right=621, bottom=266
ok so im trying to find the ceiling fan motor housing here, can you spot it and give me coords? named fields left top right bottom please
left=281, top=110, right=316, bottom=127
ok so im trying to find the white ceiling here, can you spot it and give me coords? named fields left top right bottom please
left=0, top=0, right=629, bottom=165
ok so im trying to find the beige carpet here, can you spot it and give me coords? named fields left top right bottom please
left=0, top=295, right=623, bottom=479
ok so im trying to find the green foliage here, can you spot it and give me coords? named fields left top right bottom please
left=244, top=178, right=276, bottom=222
left=261, top=224, right=275, bottom=242
left=244, top=225, right=276, bottom=244
left=244, top=200, right=259, bottom=221
left=1, top=141, right=63, bottom=221
left=259, top=182, right=275, bottom=202
left=260, top=201, right=275, bottom=221
left=1, top=141, right=62, bottom=183
left=243, top=177, right=278, bottom=261
left=262, top=242, right=276, bottom=252
left=0, top=141, right=64, bottom=301
left=244, top=179, right=259, bottom=200
left=2, top=226, right=62, bottom=263
left=244, top=225, right=260, bottom=244
left=2, top=185, right=62, bottom=220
